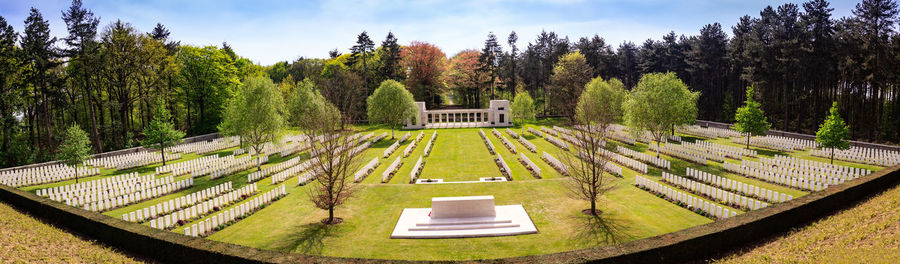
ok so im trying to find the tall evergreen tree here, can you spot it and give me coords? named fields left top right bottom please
left=379, top=31, right=402, bottom=81
left=0, top=16, right=20, bottom=166
left=62, top=0, right=103, bottom=153
left=615, top=42, right=640, bottom=89
left=350, top=31, right=375, bottom=94
left=21, top=7, right=59, bottom=153
left=479, top=32, right=502, bottom=99
left=686, top=23, right=729, bottom=120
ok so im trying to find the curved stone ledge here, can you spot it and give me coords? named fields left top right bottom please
left=1, top=164, right=898, bottom=263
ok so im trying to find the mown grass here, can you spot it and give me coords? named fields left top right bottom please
left=12, top=122, right=890, bottom=261
left=0, top=202, right=143, bottom=264
left=715, top=178, right=900, bottom=264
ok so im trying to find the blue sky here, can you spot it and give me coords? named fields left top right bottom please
left=1, top=0, right=856, bottom=65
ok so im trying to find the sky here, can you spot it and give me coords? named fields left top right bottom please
left=1, top=0, right=857, bottom=65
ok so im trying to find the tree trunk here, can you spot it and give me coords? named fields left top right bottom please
left=830, top=148, right=834, bottom=165
left=87, top=90, right=103, bottom=153
left=328, top=206, right=334, bottom=223
left=161, top=146, right=166, bottom=166
left=391, top=124, right=395, bottom=139
left=746, top=135, right=751, bottom=150
left=656, top=140, right=661, bottom=158
left=74, top=166, right=79, bottom=184
left=590, top=198, right=596, bottom=215
left=257, top=153, right=262, bottom=171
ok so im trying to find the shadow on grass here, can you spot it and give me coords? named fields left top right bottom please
left=277, top=222, right=334, bottom=254
left=570, top=210, right=634, bottom=246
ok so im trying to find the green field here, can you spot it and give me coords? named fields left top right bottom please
left=14, top=123, right=887, bottom=261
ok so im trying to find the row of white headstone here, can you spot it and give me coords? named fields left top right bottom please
left=479, top=130, right=496, bottom=155
left=505, top=128, right=519, bottom=138
left=372, top=132, right=388, bottom=143
left=662, top=172, right=769, bottom=211
left=677, top=142, right=726, bottom=162
left=184, top=184, right=286, bottom=238
left=403, top=132, right=424, bottom=157
left=741, top=159, right=844, bottom=186
left=528, top=127, right=543, bottom=137
left=382, top=156, right=403, bottom=183
left=519, top=153, right=542, bottom=178
left=2, top=164, right=101, bottom=188
left=210, top=155, right=265, bottom=180
left=247, top=156, right=304, bottom=183
left=810, top=146, right=899, bottom=167
left=599, top=148, right=648, bottom=174
left=668, top=135, right=682, bottom=143
left=677, top=125, right=742, bottom=138
left=541, top=151, right=568, bottom=176
left=518, top=136, right=538, bottom=153
left=383, top=137, right=403, bottom=157
left=722, top=162, right=825, bottom=191
left=123, top=182, right=233, bottom=223
left=544, top=135, right=569, bottom=150
left=690, top=140, right=757, bottom=159
left=278, top=141, right=310, bottom=157
left=54, top=174, right=170, bottom=206
left=685, top=168, right=793, bottom=204
left=38, top=172, right=148, bottom=199
left=399, top=132, right=411, bottom=143
left=155, top=155, right=227, bottom=177
left=576, top=151, right=623, bottom=176
left=493, top=129, right=517, bottom=154
left=649, top=143, right=708, bottom=165
left=767, top=155, right=870, bottom=178
left=354, top=158, right=379, bottom=183
left=152, top=183, right=257, bottom=230
left=84, top=178, right=193, bottom=212
left=615, top=146, right=671, bottom=170
left=541, top=126, right=558, bottom=137
left=86, top=151, right=181, bottom=171
left=606, top=128, right=637, bottom=145
left=495, top=153, right=513, bottom=180
left=271, top=158, right=319, bottom=185
left=634, top=175, right=737, bottom=219
left=410, top=155, right=425, bottom=183
left=553, top=126, right=574, bottom=136
left=169, top=136, right=240, bottom=154
left=424, top=131, right=437, bottom=157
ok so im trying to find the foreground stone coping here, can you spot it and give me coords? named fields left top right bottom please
left=391, top=205, right=538, bottom=239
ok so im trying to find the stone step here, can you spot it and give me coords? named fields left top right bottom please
left=408, top=223, right=520, bottom=231
left=415, top=218, right=511, bottom=226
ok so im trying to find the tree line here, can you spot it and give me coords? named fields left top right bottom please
left=1, top=0, right=898, bottom=169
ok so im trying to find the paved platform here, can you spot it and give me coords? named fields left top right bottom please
left=390, top=204, right=538, bottom=238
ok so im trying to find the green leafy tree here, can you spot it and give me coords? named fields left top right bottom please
left=57, top=124, right=91, bottom=183
left=143, top=99, right=184, bottom=166
left=226, top=76, right=284, bottom=171
left=576, top=77, right=626, bottom=141
left=816, top=101, right=851, bottom=164
left=733, top=86, right=771, bottom=149
left=510, top=91, right=535, bottom=134
left=548, top=51, right=594, bottom=121
left=176, top=45, right=239, bottom=135
left=624, top=72, right=699, bottom=157
left=367, top=80, right=418, bottom=139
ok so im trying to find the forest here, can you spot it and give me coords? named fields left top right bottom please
left=0, top=0, right=898, bottom=169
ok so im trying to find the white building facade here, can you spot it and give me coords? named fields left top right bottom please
left=404, top=100, right=512, bottom=129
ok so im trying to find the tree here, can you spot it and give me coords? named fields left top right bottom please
left=510, top=91, right=535, bottom=134
left=479, top=32, right=503, bottom=99
left=62, top=0, right=103, bottom=153
left=21, top=8, right=59, bottom=152
left=561, top=118, right=614, bottom=216
left=176, top=45, right=239, bottom=135
left=548, top=52, right=593, bottom=121
left=350, top=31, right=375, bottom=94
left=624, top=72, right=699, bottom=157
left=445, top=50, right=487, bottom=108
left=57, top=124, right=90, bottom=183
left=401, top=41, right=446, bottom=107
left=367, top=80, right=418, bottom=139
left=733, top=86, right=771, bottom=149
left=816, top=101, right=850, bottom=164
left=142, top=99, right=184, bottom=166
left=318, top=60, right=365, bottom=129
left=379, top=31, right=402, bottom=82
left=0, top=16, right=22, bottom=166
left=576, top=77, right=626, bottom=141
left=225, top=76, right=284, bottom=171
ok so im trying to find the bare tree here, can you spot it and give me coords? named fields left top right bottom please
left=298, top=100, right=363, bottom=225
left=560, top=123, right=616, bottom=216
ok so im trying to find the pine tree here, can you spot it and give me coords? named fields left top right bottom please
left=350, top=31, right=375, bottom=94
left=816, top=101, right=850, bottom=164
left=479, top=32, right=502, bottom=99
left=379, top=31, right=402, bottom=81
left=733, top=86, right=771, bottom=149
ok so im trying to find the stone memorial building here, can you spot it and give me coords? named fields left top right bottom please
left=404, top=100, right=512, bottom=129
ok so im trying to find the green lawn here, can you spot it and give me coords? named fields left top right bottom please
left=13, top=123, right=889, bottom=261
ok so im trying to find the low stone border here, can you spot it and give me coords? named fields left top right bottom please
left=0, top=163, right=897, bottom=263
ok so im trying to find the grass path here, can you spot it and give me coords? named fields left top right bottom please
left=0, top=202, right=143, bottom=264
left=715, top=179, right=900, bottom=263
